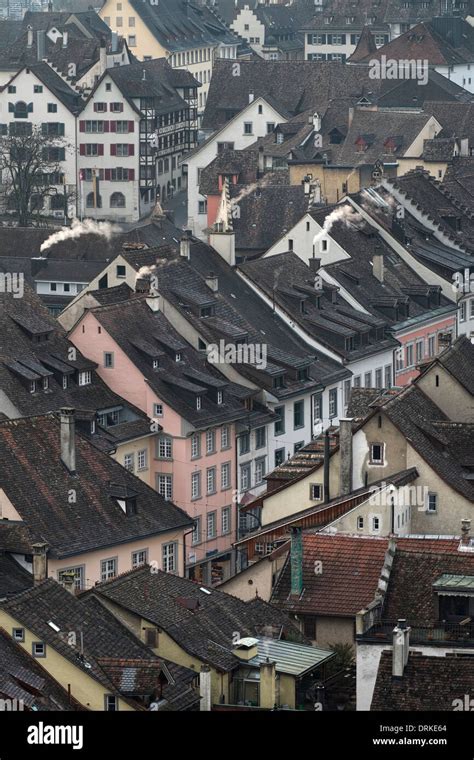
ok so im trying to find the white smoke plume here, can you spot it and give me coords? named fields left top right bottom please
left=40, top=218, right=122, bottom=253
left=232, top=173, right=272, bottom=206
left=136, top=265, right=156, bottom=280
left=313, top=205, right=363, bottom=245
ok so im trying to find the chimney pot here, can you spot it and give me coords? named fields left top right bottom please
left=205, top=272, right=218, bottom=292
left=180, top=230, right=192, bottom=259
left=309, top=257, right=321, bottom=273
left=461, top=519, right=471, bottom=546
left=32, top=542, right=49, bottom=585
left=60, top=407, right=76, bottom=474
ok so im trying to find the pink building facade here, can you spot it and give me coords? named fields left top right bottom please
left=394, top=311, right=457, bottom=387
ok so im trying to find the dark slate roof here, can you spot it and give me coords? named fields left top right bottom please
left=128, top=0, right=239, bottom=52
left=88, top=294, right=251, bottom=429
left=0, top=552, right=33, bottom=600
left=3, top=62, right=84, bottom=114
left=271, top=533, right=389, bottom=616
left=375, top=68, right=473, bottom=108
left=0, top=579, right=198, bottom=709
left=104, top=58, right=197, bottom=115
left=348, top=25, right=377, bottom=63
left=0, top=413, right=192, bottom=559
left=346, top=387, right=399, bottom=423
left=422, top=136, right=457, bottom=161
left=239, top=251, right=398, bottom=361
left=0, top=20, right=22, bottom=51
left=418, top=335, right=474, bottom=398
left=371, top=651, right=474, bottom=711
left=442, top=157, right=474, bottom=205
left=0, top=626, right=75, bottom=711
left=380, top=385, right=474, bottom=502
left=423, top=101, right=474, bottom=144
left=90, top=565, right=307, bottom=672
left=199, top=149, right=260, bottom=196
left=382, top=536, right=474, bottom=623
left=358, top=20, right=474, bottom=66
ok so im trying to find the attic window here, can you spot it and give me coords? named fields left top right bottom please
left=175, top=352, right=182, bottom=362
left=43, top=377, right=49, bottom=391
left=153, top=359, right=159, bottom=369
left=276, top=132, right=284, bottom=144
left=217, top=390, right=223, bottom=405
left=62, top=375, right=68, bottom=390
left=200, top=306, right=214, bottom=318
left=30, top=380, right=36, bottom=394
left=78, top=371, right=91, bottom=386
left=196, top=395, right=202, bottom=410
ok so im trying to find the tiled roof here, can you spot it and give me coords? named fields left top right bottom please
left=422, top=137, right=457, bottom=161
left=423, top=102, right=474, bottom=144
left=371, top=651, right=474, bottom=710
left=420, top=335, right=474, bottom=396
left=0, top=552, right=33, bottom=599
left=0, top=413, right=192, bottom=559
left=348, top=25, right=377, bottom=63
left=271, top=533, right=389, bottom=616
left=105, top=58, right=197, bottom=115
left=442, top=157, right=474, bottom=206
left=90, top=565, right=307, bottom=672
left=0, top=627, right=75, bottom=711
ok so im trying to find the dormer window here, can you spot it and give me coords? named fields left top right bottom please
left=30, top=380, right=36, bottom=393
left=200, top=306, right=214, bottom=318
left=175, top=352, right=182, bottom=362
left=217, top=390, right=223, bottom=405
left=153, top=359, right=159, bottom=369
left=276, top=132, right=284, bottom=144
left=78, top=371, right=91, bottom=386
left=62, top=375, right=68, bottom=390
left=297, top=368, right=309, bottom=382
left=273, top=375, right=285, bottom=390
left=43, top=377, right=49, bottom=391
left=196, top=395, right=202, bottom=410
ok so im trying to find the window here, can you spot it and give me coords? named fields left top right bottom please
left=192, top=517, right=201, bottom=545
left=158, top=475, right=172, bottom=500
left=124, top=453, right=134, bottom=472
left=104, top=352, right=114, bottom=368
left=274, top=406, right=285, bottom=435
left=34, top=85, right=43, bottom=93
left=206, top=512, right=217, bottom=540
left=105, top=695, right=118, bottom=711
left=343, top=379, right=351, bottom=406
left=196, top=396, right=202, bottom=410
left=221, top=426, right=229, bottom=449
left=191, top=471, right=201, bottom=500
left=294, top=441, right=304, bottom=453
left=255, top=426, right=266, bottom=449
left=416, top=340, right=424, bottom=363
left=116, top=264, right=126, bottom=278
left=78, top=371, right=91, bottom=386
left=370, top=443, right=384, bottom=464
left=239, top=433, right=250, bottom=455
left=310, top=484, right=322, bottom=500
left=221, top=462, right=231, bottom=490
left=116, top=121, right=131, bottom=133
left=47, top=103, right=57, bottom=113
left=101, top=558, right=117, bottom=582
left=275, top=448, right=285, bottom=467
left=128, top=35, right=136, bottom=46
left=222, top=506, right=231, bottom=535
left=136, top=449, right=147, bottom=471
left=110, top=192, right=126, bottom=208
left=110, top=102, right=123, bottom=112
left=372, top=516, right=380, bottom=532
left=384, top=365, right=392, bottom=389
left=375, top=368, right=383, bottom=389
left=217, top=390, right=223, bottom=405
left=132, top=549, right=148, bottom=568
left=357, top=516, right=364, bottom=530
left=42, top=122, right=65, bottom=137
left=198, top=200, right=207, bottom=215
left=162, top=542, right=177, bottom=573
left=158, top=436, right=172, bottom=459
left=106, top=82, right=112, bottom=91
left=12, top=628, right=24, bottom=641
left=191, top=434, right=201, bottom=459
left=427, top=492, right=438, bottom=513
left=267, top=122, right=275, bottom=133
left=243, top=122, right=253, bottom=135
left=470, top=299, right=474, bottom=318
left=206, top=430, right=216, bottom=454
left=364, top=372, right=372, bottom=387
left=460, top=302, right=467, bottom=322
left=116, top=16, right=123, bottom=26
left=207, top=467, right=216, bottom=494
left=329, top=388, right=338, bottom=418
left=7, top=85, right=16, bottom=93
left=154, top=403, right=163, bottom=417
left=303, top=617, right=317, bottom=640
left=32, top=642, right=45, bottom=657
left=294, top=400, right=304, bottom=429
left=406, top=344, right=414, bottom=367
left=240, top=463, right=251, bottom=491
left=255, top=457, right=266, bottom=484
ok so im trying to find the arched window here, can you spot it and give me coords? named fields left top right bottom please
left=50, top=195, right=64, bottom=210
left=110, top=192, right=125, bottom=208
left=86, top=192, right=102, bottom=208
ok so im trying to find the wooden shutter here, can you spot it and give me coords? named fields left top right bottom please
left=79, top=120, right=85, bottom=132
left=128, top=121, right=134, bottom=133
left=110, top=144, right=116, bottom=156
left=128, top=144, right=134, bottom=156
left=110, top=121, right=116, bottom=132
left=79, top=144, right=85, bottom=155
left=98, top=144, right=104, bottom=156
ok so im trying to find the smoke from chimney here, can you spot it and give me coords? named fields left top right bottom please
left=40, top=219, right=121, bottom=253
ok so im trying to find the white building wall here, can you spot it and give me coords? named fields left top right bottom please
left=231, top=9, right=266, bottom=57
left=435, top=63, right=474, bottom=93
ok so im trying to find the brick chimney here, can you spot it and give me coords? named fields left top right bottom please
left=32, top=542, right=49, bottom=585
left=392, top=619, right=410, bottom=678
left=461, top=519, right=471, bottom=546
left=60, top=407, right=76, bottom=474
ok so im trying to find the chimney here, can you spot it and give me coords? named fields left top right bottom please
left=339, top=418, right=353, bottom=496
left=62, top=30, right=68, bottom=48
left=27, top=25, right=33, bottom=48
left=142, top=69, right=147, bottom=81
left=146, top=294, right=160, bottom=312
left=60, top=407, right=76, bottom=474
left=249, top=91, right=255, bottom=104
left=60, top=569, right=76, bottom=595
left=180, top=230, right=192, bottom=259
left=99, top=37, right=107, bottom=76
left=392, top=619, right=411, bottom=678
left=199, top=665, right=212, bottom=712
left=259, top=658, right=276, bottom=709
left=323, top=429, right=330, bottom=502
left=258, top=146, right=265, bottom=175
left=37, top=30, right=46, bottom=61
left=373, top=249, right=384, bottom=283
left=308, top=256, right=321, bottom=273
left=31, top=257, right=47, bottom=277
left=461, top=519, right=471, bottom=547
left=348, top=107, right=354, bottom=128
left=290, top=527, right=303, bottom=597
left=208, top=229, right=235, bottom=267
left=232, top=637, right=258, bottom=661
left=32, top=542, right=48, bottom=585
left=313, top=111, right=321, bottom=133
left=205, top=272, right=218, bottom=292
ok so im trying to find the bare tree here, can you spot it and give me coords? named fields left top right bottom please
left=0, top=124, right=75, bottom=227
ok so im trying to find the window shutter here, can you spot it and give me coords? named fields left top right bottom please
left=128, top=120, right=134, bottom=132
left=41, top=124, right=47, bottom=135
left=79, top=144, right=85, bottom=155
left=110, top=121, right=116, bottom=132
left=94, top=103, right=98, bottom=112
left=79, top=120, right=85, bottom=132
left=128, top=144, right=134, bottom=156
left=111, top=144, right=116, bottom=156
left=327, top=34, right=332, bottom=44
left=98, top=144, right=104, bottom=156
left=59, top=148, right=65, bottom=161
left=128, top=169, right=135, bottom=181
left=103, top=121, right=110, bottom=132
left=105, top=169, right=111, bottom=180
left=59, top=123, right=65, bottom=136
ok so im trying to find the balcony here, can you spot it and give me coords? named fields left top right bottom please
left=359, top=619, right=474, bottom=647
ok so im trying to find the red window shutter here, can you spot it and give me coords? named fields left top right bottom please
left=93, top=103, right=98, bottom=112
left=98, top=144, right=104, bottom=156
left=128, top=121, right=134, bottom=133
left=110, top=121, right=116, bottom=132
left=79, top=144, right=85, bottom=155
left=128, top=144, right=134, bottom=156
left=105, top=169, right=111, bottom=180
left=111, top=144, right=116, bottom=156
left=128, top=169, right=135, bottom=181
left=103, top=121, right=110, bottom=132
left=79, top=120, right=85, bottom=132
